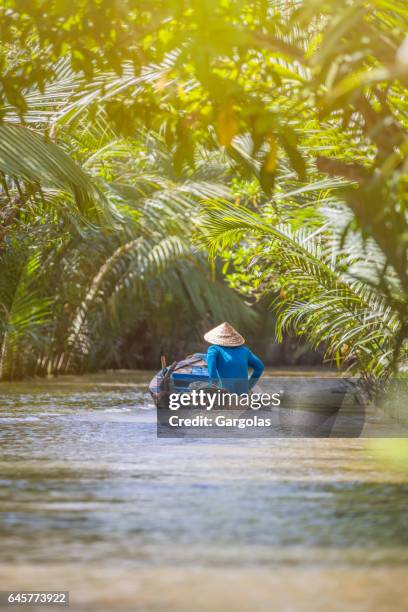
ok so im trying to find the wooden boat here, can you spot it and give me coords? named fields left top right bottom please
left=149, top=353, right=209, bottom=408
left=150, top=357, right=365, bottom=436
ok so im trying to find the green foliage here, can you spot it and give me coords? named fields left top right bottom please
left=199, top=196, right=407, bottom=383
left=0, top=251, right=52, bottom=379
left=0, top=124, right=110, bottom=221
left=0, top=118, right=255, bottom=378
left=0, top=0, right=407, bottom=380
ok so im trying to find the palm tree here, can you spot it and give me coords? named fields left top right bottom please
left=0, top=90, right=256, bottom=378
left=198, top=197, right=407, bottom=386
left=54, top=129, right=257, bottom=373
left=2, top=1, right=407, bottom=379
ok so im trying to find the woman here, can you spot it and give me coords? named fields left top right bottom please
left=204, top=322, right=264, bottom=395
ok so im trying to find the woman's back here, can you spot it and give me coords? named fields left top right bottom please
left=206, top=344, right=264, bottom=394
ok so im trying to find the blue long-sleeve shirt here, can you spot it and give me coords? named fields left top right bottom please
left=206, top=345, right=265, bottom=394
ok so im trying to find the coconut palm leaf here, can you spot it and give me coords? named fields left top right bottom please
left=0, top=252, right=52, bottom=379
left=198, top=197, right=406, bottom=381
left=0, top=124, right=112, bottom=220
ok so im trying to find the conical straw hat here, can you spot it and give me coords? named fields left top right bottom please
left=204, top=322, right=245, bottom=347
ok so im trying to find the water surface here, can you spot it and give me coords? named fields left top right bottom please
left=1, top=371, right=407, bottom=611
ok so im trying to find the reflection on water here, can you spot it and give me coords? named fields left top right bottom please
left=0, top=371, right=408, bottom=610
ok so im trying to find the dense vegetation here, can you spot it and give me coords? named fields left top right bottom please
left=0, top=0, right=407, bottom=383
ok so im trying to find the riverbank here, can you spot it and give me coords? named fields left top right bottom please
left=0, top=365, right=342, bottom=386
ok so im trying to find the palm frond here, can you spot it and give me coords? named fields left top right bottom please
left=0, top=124, right=110, bottom=220
left=0, top=252, right=52, bottom=379
left=198, top=197, right=406, bottom=380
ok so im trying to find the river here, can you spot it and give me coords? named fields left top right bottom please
left=0, top=371, right=407, bottom=611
